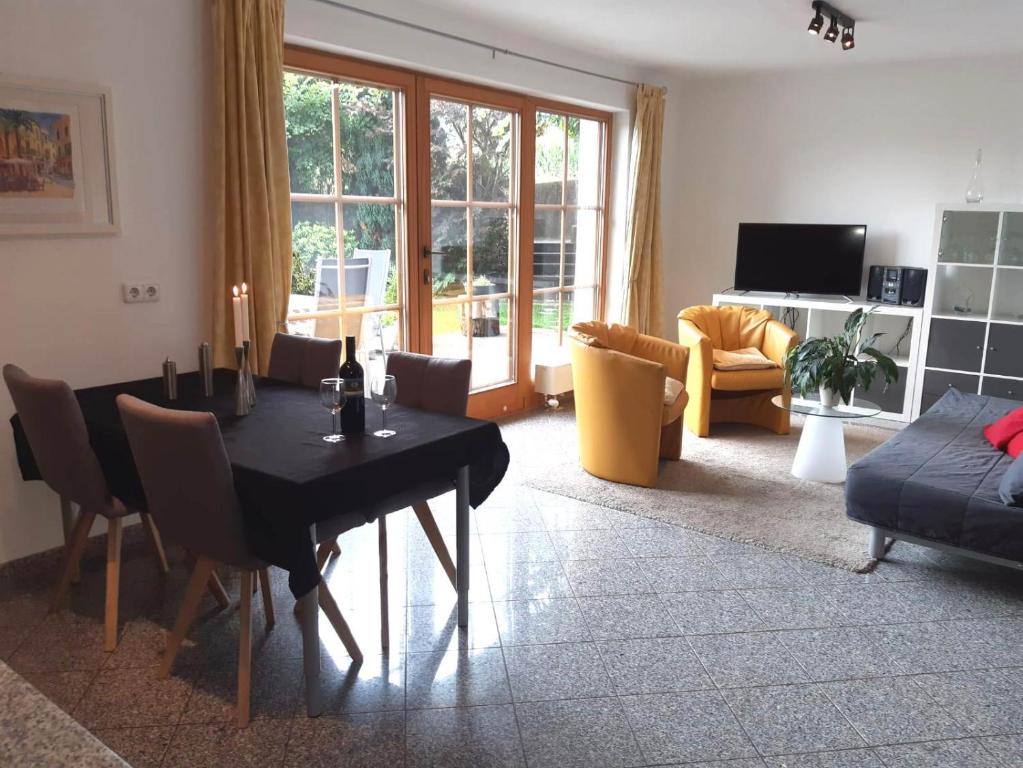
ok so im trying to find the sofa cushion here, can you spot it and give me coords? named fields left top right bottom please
left=1011, top=431, right=1023, bottom=460
left=711, top=367, right=785, bottom=391
left=999, top=455, right=1023, bottom=506
left=983, top=405, right=1023, bottom=451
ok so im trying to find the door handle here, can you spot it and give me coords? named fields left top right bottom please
left=423, top=246, right=448, bottom=258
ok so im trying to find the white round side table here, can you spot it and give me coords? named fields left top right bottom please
left=771, top=395, right=882, bottom=483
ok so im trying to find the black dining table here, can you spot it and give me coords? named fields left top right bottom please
left=10, top=368, right=509, bottom=715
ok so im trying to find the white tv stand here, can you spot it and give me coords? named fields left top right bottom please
left=712, top=292, right=925, bottom=423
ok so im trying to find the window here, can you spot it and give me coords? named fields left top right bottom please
left=283, top=70, right=407, bottom=380
left=428, top=97, right=519, bottom=391
left=532, top=111, right=606, bottom=363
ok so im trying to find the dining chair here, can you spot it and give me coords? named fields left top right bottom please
left=2, top=364, right=170, bottom=652
left=267, top=332, right=346, bottom=568
left=116, top=394, right=362, bottom=725
left=267, top=332, right=343, bottom=388
left=318, top=351, right=471, bottom=649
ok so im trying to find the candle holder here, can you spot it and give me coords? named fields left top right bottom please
left=242, top=339, right=256, bottom=407
left=234, top=346, right=250, bottom=416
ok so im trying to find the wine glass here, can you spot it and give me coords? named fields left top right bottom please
left=319, top=377, right=347, bottom=443
left=370, top=374, right=397, bottom=438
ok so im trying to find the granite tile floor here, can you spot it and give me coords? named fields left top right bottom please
left=2, top=481, right=1023, bottom=767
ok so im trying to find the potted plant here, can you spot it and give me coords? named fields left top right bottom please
left=786, top=308, right=899, bottom=407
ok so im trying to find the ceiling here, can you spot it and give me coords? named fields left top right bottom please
left=393, top=0, right=1023, bottom=76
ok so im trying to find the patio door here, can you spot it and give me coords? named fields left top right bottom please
left=416, top=80, right=531, bottom=417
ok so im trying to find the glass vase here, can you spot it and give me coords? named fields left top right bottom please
left=965, top=149, right=984, bottom=204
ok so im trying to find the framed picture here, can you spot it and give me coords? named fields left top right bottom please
left=0, top=75, right=119, bottom=236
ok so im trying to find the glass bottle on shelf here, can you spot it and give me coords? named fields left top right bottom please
left=965, top=149, right=984, bottom=204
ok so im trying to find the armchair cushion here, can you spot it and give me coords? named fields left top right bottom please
left=664, top=377, right=685, bottom=406
left=711, top=367, right=786, bottom=392
left=712, top=347, right=779, bottom=371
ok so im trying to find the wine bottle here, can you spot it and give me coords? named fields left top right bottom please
left=339, top=335, right=365, bottom=435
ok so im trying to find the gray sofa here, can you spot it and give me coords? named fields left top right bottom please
left=846, top=388, right=1023, bottom=568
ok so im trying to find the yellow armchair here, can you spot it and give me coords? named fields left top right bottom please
left=569, top=321, right=689, bottom=487
left=677, top=305, right=799, bottom=437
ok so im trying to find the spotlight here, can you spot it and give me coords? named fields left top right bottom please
left=841, top=24, right=855, bottom=50
left=807, top=4, right=824, bottom=34
left=823, top=15, right=839, bottom=42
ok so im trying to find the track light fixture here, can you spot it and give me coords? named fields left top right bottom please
left=807, top=1, right=856, bottom=51
left=807, top=6, right=824, bottom=34
left=823, top=15, right=839, bottom=42
left=841, top=24, right=855, bottom=50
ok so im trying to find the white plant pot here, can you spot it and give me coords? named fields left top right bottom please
left=819, top=386, right=840, bottom=408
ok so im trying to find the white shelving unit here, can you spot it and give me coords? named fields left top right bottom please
left=712, top=293, right=924, bottom=423
left=912, top=203, right=1023, bottom=417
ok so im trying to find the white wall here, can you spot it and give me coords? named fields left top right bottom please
left=661, top=55, right=1023, bottom=335
left=0, top=0, right=211, bottom=563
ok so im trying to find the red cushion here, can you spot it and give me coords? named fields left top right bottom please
left=1010, top=430, right=1023, bottom=459
left=983, top=407, right=1023, bottom=451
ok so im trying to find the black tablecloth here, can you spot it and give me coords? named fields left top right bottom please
left=10, top=369, right=509, bottom=597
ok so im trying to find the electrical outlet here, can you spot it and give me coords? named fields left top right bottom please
left=122, top=283, right=160, bottom=303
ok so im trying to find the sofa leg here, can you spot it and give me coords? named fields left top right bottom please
left=868, top=527, right=886, bottom=560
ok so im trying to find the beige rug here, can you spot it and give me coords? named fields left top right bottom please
left=501, top=407, right=896, bottom=572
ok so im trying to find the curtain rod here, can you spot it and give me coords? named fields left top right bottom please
left=306, top=0, right=643, bottom=88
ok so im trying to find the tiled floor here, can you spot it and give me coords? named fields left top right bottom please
left=2, top=480, right=1023, bottom=767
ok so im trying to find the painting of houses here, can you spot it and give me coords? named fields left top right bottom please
left=0, top=109, right=75, bottom=197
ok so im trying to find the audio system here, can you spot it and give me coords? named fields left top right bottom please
left=866, top=266, right=927, bottom=307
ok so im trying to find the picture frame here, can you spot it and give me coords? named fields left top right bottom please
left=0, top=75, right=119, bottom=236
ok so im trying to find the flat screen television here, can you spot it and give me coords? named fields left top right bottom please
left=734, top=223, right=867, bottom=296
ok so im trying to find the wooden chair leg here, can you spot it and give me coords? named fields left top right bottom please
left=59, top=497, right=81, bottom=584
left=160, top=556, right=217, bottom=678
left=317, top=582, right=363, bottom=662
left=315, top=538, right=340, bottom=571
left=104, top=518, right=123, bottom=651
left=207, top=570, right=231, bottom=609
left=413, top=501, right=456, bottom=589
left=257, top=568, right=275, bottom=630
left=50, top=509, right=96, bottom=612
left=139, top=512, right=169, bottom=574
left=185, top=550, right=230, bottom=609
left=379, top=516, right=389, bottom=650
left=237, top=570, right=253, bottom=728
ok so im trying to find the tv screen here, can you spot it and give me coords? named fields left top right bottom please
left=734, top=223, right=867, bottom=296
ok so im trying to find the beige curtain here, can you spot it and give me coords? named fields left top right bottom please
left=210, top=0, right=292, bottom=374
left=623, top=85, right=666, bottom=337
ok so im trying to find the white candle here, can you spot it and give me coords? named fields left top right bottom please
left=232, top=285, right=243, bottom=348
left=240, top=282, right=251, bottom=341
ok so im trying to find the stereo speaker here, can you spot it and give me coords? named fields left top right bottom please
left=866, top=265, right=885, bottom=302
left=900, top=267, right=927, bottom=307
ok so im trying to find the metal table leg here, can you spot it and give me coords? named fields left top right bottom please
left=301, top=526, right=323, bottom=716
left=455, top=465, right=470, bottom=628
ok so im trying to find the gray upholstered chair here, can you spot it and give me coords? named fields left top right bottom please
left=116, top=394, right=360, bottom=726
left=2, top=364, right=169, bottom=652
left=318, top=351, right=471, bottom=649
left=267, top=332, right=342, bottom=388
